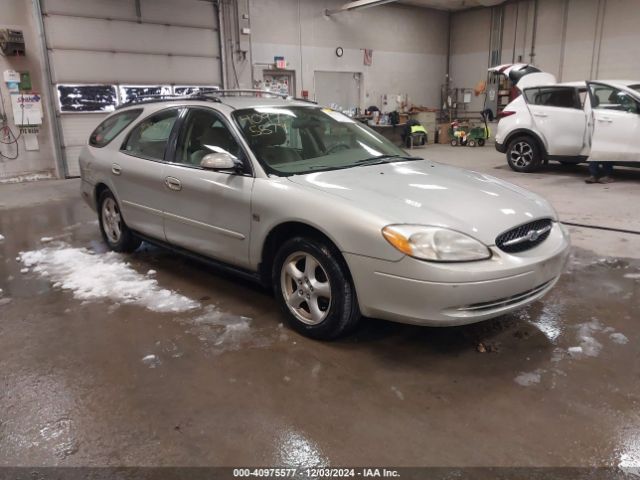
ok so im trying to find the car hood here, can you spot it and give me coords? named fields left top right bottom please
left=286, top=160, right=556, bottom=245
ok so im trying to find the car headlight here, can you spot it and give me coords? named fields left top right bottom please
left=382, top=225, right=492, bottom=262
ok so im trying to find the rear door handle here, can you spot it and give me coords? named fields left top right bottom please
left=165, top=176, right=182, bottom=191
left=533, top=113, right=548, bottom=118
left=598, top=117, right=613, bottom=123
left=112, top=163, right=122, bottom=175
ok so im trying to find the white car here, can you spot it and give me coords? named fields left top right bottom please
left=491, top=63, right=640, bottom=172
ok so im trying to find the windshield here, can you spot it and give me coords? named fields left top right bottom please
left=629, top=84, right=640, bottom=95
left=232, top=106, right=411, bottom=175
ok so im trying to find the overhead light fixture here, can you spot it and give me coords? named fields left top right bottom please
left=324, top=0, right=397, bottom=16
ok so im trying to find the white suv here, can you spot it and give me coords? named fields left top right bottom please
left=492, top=64, right=640, bottom=172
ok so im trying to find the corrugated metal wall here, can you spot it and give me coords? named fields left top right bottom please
left=40, top=0, right=222, bottom=177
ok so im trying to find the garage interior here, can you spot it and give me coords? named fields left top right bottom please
left=1, top=0, right=640, bottom=476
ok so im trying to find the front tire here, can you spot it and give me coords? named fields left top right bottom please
left=98, top=189, right=141, bottom=253
left=506, top=136, right=542, bottom=173
left=273, top=236, right=360, bottom=340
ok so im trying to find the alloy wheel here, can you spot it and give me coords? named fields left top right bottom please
left=510, top=141, right=534, bottom=167
left=280, top=251, right=332, bottom=325
left=101, top=197, right=122, bottom=244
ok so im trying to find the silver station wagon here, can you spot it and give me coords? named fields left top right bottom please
left=80, top=90, right=571, bottom=340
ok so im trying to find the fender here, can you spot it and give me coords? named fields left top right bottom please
left=503, top=128, right=549, bottom=159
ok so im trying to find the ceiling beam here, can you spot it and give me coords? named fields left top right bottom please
left=324, top=0, right=398, bottom=16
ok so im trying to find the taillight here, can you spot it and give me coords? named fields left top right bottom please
left=498, top=110, right=516, bottom=119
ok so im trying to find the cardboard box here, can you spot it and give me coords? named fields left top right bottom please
left=437, top=123, right=451, bottom=144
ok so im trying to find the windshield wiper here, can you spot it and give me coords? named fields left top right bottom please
left=286, top=155, right=424, bottom=175
left=354, top=154, right=422, bottom=166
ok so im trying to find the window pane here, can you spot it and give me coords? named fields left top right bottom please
left=89, top=109, right=142, bottom=147
left=57, top=84, right=117, bottom=112
left=123, top=109, right=179, bottom=160
left=175, top=109, right=242, bottom=167
left=590, top=84, right=639, bottom=113
left=526, top=87, right=578, bottom=108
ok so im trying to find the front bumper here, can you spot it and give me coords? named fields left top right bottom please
left=495, top=141, right=507, bottom=153
left=344, top=222, right=570, bottom=326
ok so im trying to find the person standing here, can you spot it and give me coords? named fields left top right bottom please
left=585, top=162, right=614, bottom=184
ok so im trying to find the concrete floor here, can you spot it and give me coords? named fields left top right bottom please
left=1, top=145, right=639, bottom=470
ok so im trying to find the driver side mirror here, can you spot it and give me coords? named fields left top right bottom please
left=200, top=152, right=242, bottom=172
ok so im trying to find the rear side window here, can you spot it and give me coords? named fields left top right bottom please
left=524, top=87, right=580, bottom=109
left=122, top=108, right=180, bottom=161
left=89, top=109, right=142, bottom=147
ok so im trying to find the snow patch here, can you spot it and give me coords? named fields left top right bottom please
left=624, top=273, right=640, bottom=279
left=141, top=354, right=161, bottom=368
left=0, top=234, right=4, bottom=242
left=576, top=319, right=603, bottom=357
left=187, top=305, right=252, bottom=348
left=40, top=237, right=54, bottom=243
left=610, top=332, right=629, bottom=344
left=391, top=386, right=405, bottom=400
left=514, top=370, right=543, bottom=386
left=568, top=346, right=583, bottom=356
left=18, top=244, right=199, bottom=312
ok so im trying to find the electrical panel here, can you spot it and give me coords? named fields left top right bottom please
left=0, top=29, right=26, bottom=56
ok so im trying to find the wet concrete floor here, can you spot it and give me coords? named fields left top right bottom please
left=0, top=182, right=639, bottom=469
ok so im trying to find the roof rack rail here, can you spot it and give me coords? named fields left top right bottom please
left=203, top=89, right=290, bottom=99
left=115, top=93, right=221, bottom=110
left=115, top=89, right=304, bottom=110
left=292, top=97, right=318, bottom=104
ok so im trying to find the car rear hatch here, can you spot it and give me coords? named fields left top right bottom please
left=489, top=63, right=557, bottom=90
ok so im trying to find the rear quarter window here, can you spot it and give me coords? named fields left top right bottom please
left=524, top=87, right=580, bottom=109
left=89, top=109, right=142, bottom=147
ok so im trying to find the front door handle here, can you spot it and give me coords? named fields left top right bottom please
left=533, top=113, right=548, bottom=118
left=598, top=117, right=613, bottom=123
left=165, top=176, right=182, bottom=191
left=112, top=163, right=122, bottom=175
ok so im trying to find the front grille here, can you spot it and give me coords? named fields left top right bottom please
left=495, top=218, right=553, bottom=253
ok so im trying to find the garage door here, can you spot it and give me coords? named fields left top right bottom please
left=40, top=0, right=222, bottom=177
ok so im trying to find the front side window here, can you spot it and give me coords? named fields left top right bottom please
left=524, top=87, right=580, bottom=109
left=174, top=108, right=244, bottom=167
left=89, top=109, right=142, bottom=147
left=589, top=84, right=640, bottom=114
left=122, top=108, right=180, bottom=160
left=232, top=106, right=408, bottom=176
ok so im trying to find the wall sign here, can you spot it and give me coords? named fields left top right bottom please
left=10, top=93, right=43, bottom=125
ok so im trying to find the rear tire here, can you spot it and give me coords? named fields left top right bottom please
left=450, top=138, right=458, bottom=147
left=468, top=139, right=477, bottom=147
left=273, top=236, right=361, bottom=340
left=478, top=138, right=486, bottom=147
left=98, top=189, right=141, bottom=253
left=506, top=136, right=542, bottom=173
